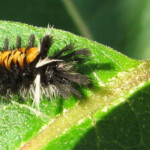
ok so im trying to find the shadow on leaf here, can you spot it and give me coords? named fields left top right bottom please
left=74, top=83, right=150, bottom=150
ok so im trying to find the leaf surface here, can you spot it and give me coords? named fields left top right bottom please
left=0, top=21, right=149, bottom=150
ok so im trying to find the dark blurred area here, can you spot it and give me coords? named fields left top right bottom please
left=0, top=0, right=79, bottom=34
left=0, top=0, right=150, bottom=59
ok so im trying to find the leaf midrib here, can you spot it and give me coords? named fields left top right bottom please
left=20, top=60, right=150, bottom=150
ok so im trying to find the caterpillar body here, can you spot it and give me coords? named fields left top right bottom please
left=0, top=34, right=90, bottom=108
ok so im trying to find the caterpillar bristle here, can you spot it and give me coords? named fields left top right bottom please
left=4, top=38, right=9, bottom=50
left=0, top=33, right=91, bottom=108
left=16, top=35, right=21, bottom=49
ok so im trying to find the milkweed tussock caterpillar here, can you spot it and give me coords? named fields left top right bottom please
left=0, top=33, right=91, bottom=109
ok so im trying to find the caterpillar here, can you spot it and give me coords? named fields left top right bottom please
left=0, top=34, right=91, bottom=109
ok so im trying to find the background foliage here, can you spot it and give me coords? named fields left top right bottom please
left=0, top=0, right=149, bottom=59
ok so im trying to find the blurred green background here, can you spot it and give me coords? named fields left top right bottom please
left=0, top=0, right=150, bottom=59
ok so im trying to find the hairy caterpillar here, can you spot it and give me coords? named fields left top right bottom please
left=0, top=34, right=91, bottom=108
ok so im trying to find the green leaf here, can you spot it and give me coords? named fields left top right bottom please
left=0, top=21, right=149, bottom=150
left=63, top=0, right=150, bottom=59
